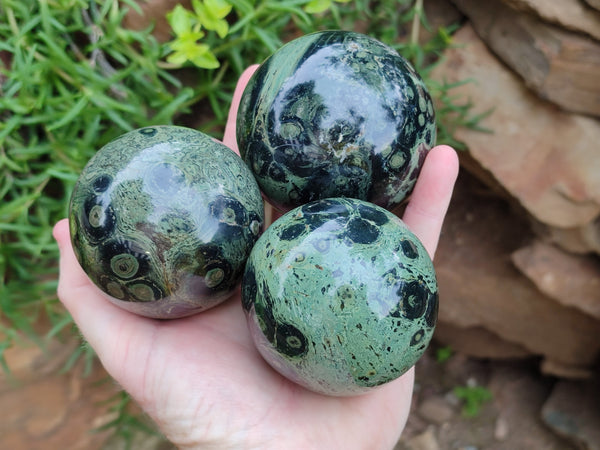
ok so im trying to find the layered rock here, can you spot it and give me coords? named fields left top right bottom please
left=430, top=16, right=600, bottom=377
left=452, top=0, right=600, bottom=118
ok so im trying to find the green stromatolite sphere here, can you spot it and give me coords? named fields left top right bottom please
left=69, top=126, right=264, bottom=319
left=241, top=198, right=438, bottom=396
left=236, top=30, right=436, bottom=212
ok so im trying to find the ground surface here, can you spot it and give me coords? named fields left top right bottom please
left=0, top=332, right=578, bottom=450
left=396, top=345, right=577, bottom=450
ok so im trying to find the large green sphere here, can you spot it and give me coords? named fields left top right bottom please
left=69, top=126, right=264, bottom=319
left=236, top=30, right=436, bottom=212
left=241, top=198, right=438, bottom=396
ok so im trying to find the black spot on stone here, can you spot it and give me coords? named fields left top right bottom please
left=124, top=279, right=164, bottom=302
left=255, top=305, right=276, bottom=341
left=255, top=280, right=277, bottom=342
left=410, top=329, right=425, bottom=346
left=301, top=198, right=346, bottom=216
left=209, top=195, right=247, bottom=226
left=345, top=217, right=379, bottom=244
left=275, top=323, right=308, bottom=357
left=202, top=260, right=233, bottom=292
left=98, top=238, right=150, bottom=280
left=389, top=280, right=428, bottom=320
left=92, top=175, right=112, bottom=193
left=299, top=200, right=347, bottom=232
left=241, top=264, right=257, bottom=311
left=357, top=202, right=389, bottom=225
left=81, top=197, right=116, bottom=243
left=194, top=244, right=234, bottom=291
left=139, top=127, right=158, bottom=137
left=308, top=215, right=344, bottom=234
left=267, top=162, right=288, bottom=183
left=195, top=243, right=223, bottom=266
left=398, top=280, right=428, bottom=320
left=246, top=141, right=273, bottom=178
left=425, top=129, right=432, bottom=145
left=424, top=290, right=439, bottom=328
left=401, top=239, right=419, bottom=259
left=279, top=223, right=306, bottom=241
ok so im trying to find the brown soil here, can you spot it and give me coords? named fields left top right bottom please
left=396, top=344, right=578, bottom=450
left=1, top=333, right=579, bottom=449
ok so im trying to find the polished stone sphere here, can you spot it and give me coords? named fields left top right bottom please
left=236, top=30, right=436, bottom=212
left=69, top=126, right=264, bottom=319
left=241, top=198, right=438, bottom=396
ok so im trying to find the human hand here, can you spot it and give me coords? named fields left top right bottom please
left=53, top=65, right=459, bottom=450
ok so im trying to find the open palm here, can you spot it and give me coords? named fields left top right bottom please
left=54, top=66, right=459, bottom=449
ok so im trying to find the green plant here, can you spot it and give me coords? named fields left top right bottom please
left=454, top=384, right=493, bottom=417
left=95, top=390, right=163, bottom=449
left=435, top=345, right=453, bottom=363
left=164, top=0, right=231, bottom=69
left=0, top=0, right=481, bottom=445
left=0, top=0, right=194, bottom=362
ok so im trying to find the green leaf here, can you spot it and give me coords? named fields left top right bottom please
left=203, top=0, right=233, bottom=18
left=46, top=95, right=89, bottom=131
left=226, top=0, right=253, bottom=15
left=188, top=46, right=220, bottom=69
left=46, top=313, right=74, bottom=338
left=251, top=26, right=280, bottom=53
left=166, top=50, right=190, bottom=66
left=213, top=19, right=229, bottom=39
left=304, top=0, right=332, bottom=14
left=192, top=0, right=232, bottom=38
left=168, top=41, right=220, bottom=69
left=454, top=386, right=493, bottom=417
left=167, top=4, right=195, bottom=36
left=171, top=29, right=207, bottom=50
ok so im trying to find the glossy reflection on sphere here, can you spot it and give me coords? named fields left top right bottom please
left=242, top=198, right=438, bottom=396
left=236, top=30, right=436, bottom=212
left=69, top=126, right=264, bottom=319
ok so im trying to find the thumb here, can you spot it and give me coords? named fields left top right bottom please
left=53, top=218, right=97, bottom=295
left=52, top=219, right=153, bottom=360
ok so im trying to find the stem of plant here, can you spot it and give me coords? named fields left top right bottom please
left=410, top=0, right=423, bottom=45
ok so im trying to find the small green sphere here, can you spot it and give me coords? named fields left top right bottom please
left=69, top=126, right=264, bottom=318
left=242, top=198, right=438, bottom=396
left=236, top=30, right=436, bottom=212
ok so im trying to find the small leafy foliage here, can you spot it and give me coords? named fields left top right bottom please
left=454, top=385, right=493, bottom=417
left=0, top=0, right=195, bottom=335
left=192, top=0, right=232, bottom=38
left=164, top=0, right=234, bottom=69
left=435, top=345, right=453, bottom=363
left=305, top=0, right=352, bottom=14
left=166, top=5, right=219, bottom=68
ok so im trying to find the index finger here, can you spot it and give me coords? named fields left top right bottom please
left=401, top=145, right=459, bottom=259
left=223, top=65, right=259, bottom=153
